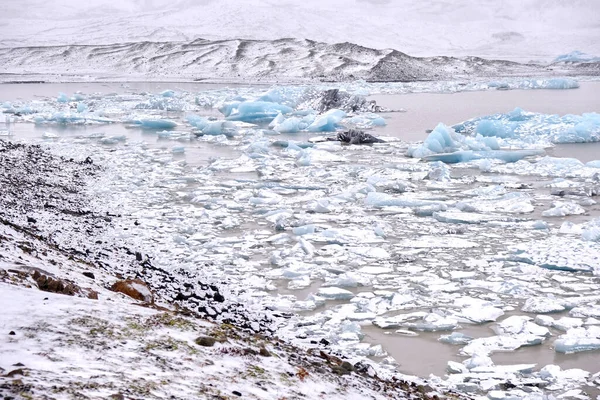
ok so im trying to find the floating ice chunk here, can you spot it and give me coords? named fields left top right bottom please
left=427, top=161, right=451, bottom=181
left=397, top=236, right=478, bottom=249
left=522, top=297, right=566, bottom=313
left=447, top=361, right=468, bottom=374
left=586, top=160, right=600, bottom=168
left=462, top=335, right=544, bottom=356
left=373, top=312, right=429, bottom=329
left=346, top=113, right=387, bottom=127
left=322, top=273, right=371, bottom=288
left=539, top=364, right=590, bottom=387
left=365, top=192, right=446, bottom=209
left=160, top=89, right=175, bottom=97
left=457, top=192, right=534, bottom=214
left=553, top=317, right=584, bottom=332
left=223, top=101, right=293, bottom=123
left=542, top=201, right=586, bottom=217
left=42, top=131, right=58, bottom=139
left=296, top=148, right=346, bottom=166
left=307, top=198, right=333, bottom=213
left=439, top=332, right=473, bottom=345
left=455, top=108, right=600, bottom=144
left=293, top=225, right=316, bottom=236
left=458, top=305, right=504, bottom=324
left=509, top=237, right=599, bottom=274
left=401, top=313, right=459, bottom=332
left=463, top=353, right=494, bottom=370
left=495, top=316, right=550, bottom=337
left=172, top=146, right=185, bottom=154
left=273, top=116, right=303, bottom=133
left=433, top=210, right=519, bottom=225
left=581, top=217, right=600, bottom=242
left=347, top=247, right=389, bottom=259
left=357, top=266, right=393, bottom=275
left=288, top=275, right=311, bottom=290
left=316, top=287, right=355, bottom=300
left=424, top=149, right=542, bottom=164
left=407, top=123, right=458, bottom=158
left=307, top=109, right=346, bottom=132
left=76, top=102, right=88, bottom=113
left=554, top=326, right=600, bottom=353
left=136, top=119, right=178, bottom=130
left=57, top=92, right=69, bottom=103
left=202, top=121, right=238, bottom=137
left=100, top=135, right=126, bottom=145
left=472, top=364, right=537, bottom=375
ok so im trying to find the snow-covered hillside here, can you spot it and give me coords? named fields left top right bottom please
left=1, top=38, right=599, bottom=83
left=0, top=0, right=598, bottom=62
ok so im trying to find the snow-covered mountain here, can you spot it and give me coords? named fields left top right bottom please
left=0, top=0, right=598, bottom=63
left=1, top=38, right=599, bottom=83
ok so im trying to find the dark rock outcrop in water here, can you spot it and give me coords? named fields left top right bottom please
left=315, top=89, right=386, bottom=113
left=1, top=38, right=599, bottom=82
left=332, top=129, right=385, bottom=144
left=0, top=139, right=274, bottom=333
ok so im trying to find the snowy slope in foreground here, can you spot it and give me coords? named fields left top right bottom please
left=1, top=38, right=599, bottom=83
left=0, top=0, right=599, bottom=62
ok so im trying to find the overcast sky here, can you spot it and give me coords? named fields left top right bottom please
left=1, top=0, right=598, bottom=61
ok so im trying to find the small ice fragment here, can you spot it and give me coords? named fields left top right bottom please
left=57, top=92, right=69, bottom=103
left=42, top=132, right=58, bottom=139
left=542, top=201, right=586, bottom=217
left=463, top=353, right=494, bottom=370
left=439, top=332, right=473, bottom=345
left=293, top=225, right=316, bottom=236
left=138, top=119, right=178, bottom=130
left=316, top=287, right=355, bottom=300
left=447, top=361, right=468, bottom=374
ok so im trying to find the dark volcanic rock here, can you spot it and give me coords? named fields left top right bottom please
left=335, top=129, right=385, bottom=144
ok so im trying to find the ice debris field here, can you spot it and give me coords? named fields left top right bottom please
left=2, top=78, right=600, bottom=399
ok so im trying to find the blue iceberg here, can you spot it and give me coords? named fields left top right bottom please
left=222, top=101, right=293, bottom=123
left=57, top=92, right=69, bottom=103
left=455, top=108, right=600, bottom=144
left=136, top=119, right=178, bottom=130
left=307, top=109, right=346, bottom=132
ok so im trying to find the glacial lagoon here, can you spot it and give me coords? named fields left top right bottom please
left=2, top=79, right=600, bottom=397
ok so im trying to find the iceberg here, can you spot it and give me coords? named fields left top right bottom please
left=222, top=101, right=293, bottom=123
left=306, top=109, right=346, bottom=132
left=57, top=92, right=69, bottom=103
left=135, top=119, right=178, bottom=130
left=408, top=122, right=543, bottom=163
left=454, top=108, right=600, bottom=144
